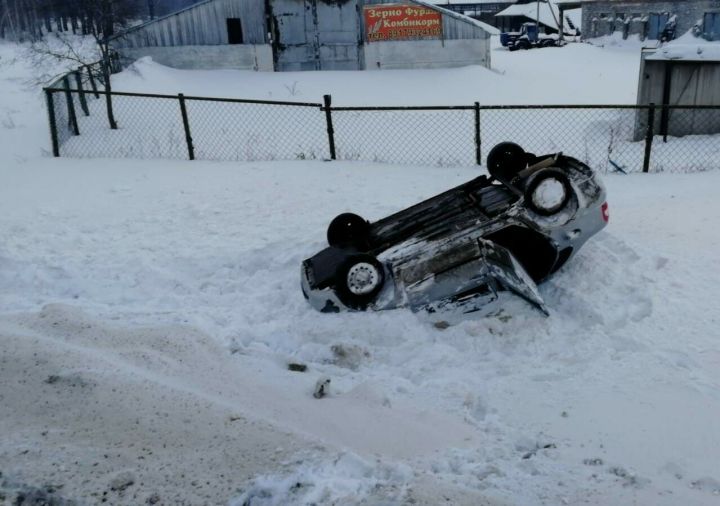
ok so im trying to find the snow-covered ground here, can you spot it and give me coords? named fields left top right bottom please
left=55, top=36, right=719, bottom=173
left=2, top=36, right=720, bottom=505
left=108, top=37, right=642, bottom=105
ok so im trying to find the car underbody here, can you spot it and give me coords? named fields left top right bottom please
left=301, top=143, right=608, bottom=316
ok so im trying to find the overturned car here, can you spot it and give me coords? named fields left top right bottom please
left=301, top=143, right=609, bottom=315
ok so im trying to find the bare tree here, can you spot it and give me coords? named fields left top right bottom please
left=26, top=0, right=142, bottom=129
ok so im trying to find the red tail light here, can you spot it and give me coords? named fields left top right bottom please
left=601, top=202, right=609, bottom=223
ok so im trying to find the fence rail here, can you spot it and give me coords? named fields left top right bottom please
left=43, top=74, right=720, bottom=174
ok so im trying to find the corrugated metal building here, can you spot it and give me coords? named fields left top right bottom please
left=111, top=0, right=498, bottom=72
left=635, top=44, right=720, bottom=139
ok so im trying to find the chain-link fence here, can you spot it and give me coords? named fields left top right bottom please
left=44, top=80, right=720, bottom=173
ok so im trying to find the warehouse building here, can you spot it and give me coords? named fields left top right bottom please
left=635, top=44, right=720, bottom=139
left=110, top=0, right=498, bottom=72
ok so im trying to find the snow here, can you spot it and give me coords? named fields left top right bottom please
left=495, top=1, right=563, bottom=32
left=108, top=38, right=641, bottom=106
left=415, top=0, right=500, bottom=35
left=50, top=39, right=655, bottom=172
left=646, top=30, right=720, bottom=61
left=2, top=34, right=720, bottom=505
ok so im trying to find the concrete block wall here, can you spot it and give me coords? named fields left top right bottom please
left=117, top=45, right=274, bottom=72
left=363, top=38, right=490, bottom=70
left=582, top=1, right=720, bottom=40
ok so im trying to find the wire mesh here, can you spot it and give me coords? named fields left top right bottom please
left=480, top=107, right=643, bottom=174
left=332, top=108, right=476, bottom=166
left=43, top=82, right=720, bottom=174
left=645, top=106, right=720, bottom=173
left=185, top=98, right=328, bottom=162
left=50, top=87, right=73, bottom=147
left=332, top=107, right=476, bottom=166
left=59, top=92, right=186, bottom=159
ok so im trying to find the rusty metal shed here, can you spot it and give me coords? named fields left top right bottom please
left=111, top=0, right=497, bottom=72
left=635, top=44, right=720, bottom=139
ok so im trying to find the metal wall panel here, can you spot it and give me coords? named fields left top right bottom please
left=113, top=0, right=492, bottom=71
left=271, top=0, right=361, bottom=71
left=636, top=58, right=720, bottom=138
left=113, top=0, right=267, bottom=48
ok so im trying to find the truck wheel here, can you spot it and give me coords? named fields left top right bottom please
left=327, top=213, right=370, bottom=249
left=524, top=168, right=573, bottom=216
left=487, top=142, right=526, bottom=182
left=335, top=254, right=385, bottom=310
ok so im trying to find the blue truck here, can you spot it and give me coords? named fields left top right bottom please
left=501, top=23, right=559, bottom=51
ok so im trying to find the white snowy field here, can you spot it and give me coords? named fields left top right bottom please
left=108, top=36, right=644, bottom=105
left=2, top=36, right=720, bottom=505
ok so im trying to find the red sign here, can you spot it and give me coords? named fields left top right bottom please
left=364, top=4, right=443, bottom=42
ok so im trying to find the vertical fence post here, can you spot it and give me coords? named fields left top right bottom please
left=474, top=102, right=481, bottom=165
left=45, top=89, right=60, bottom=157
left=178, top=94, right=195, bottom=161
left=323, top=94, right=336, bottom=160
left=86, top=64, right=100, bottom=99
left=643, top=103, right=655, bottom=173
left=660, top=103, right=669, bottom=143
left=74, top=70, right=89, bottom=116
left=62, top=75, right=79, bottom=135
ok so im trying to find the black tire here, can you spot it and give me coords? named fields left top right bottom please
left=517, top=39, right=531, bottom=50
left=487, top=142, right=526, bottom=182
left=524, top=168, right=573, bottom=216
left=327, top=213, right=370, bottom=249
left=334, top=254, right=385, bottom=310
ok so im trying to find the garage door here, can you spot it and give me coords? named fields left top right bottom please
left=270, top=0, right=361, bottom=71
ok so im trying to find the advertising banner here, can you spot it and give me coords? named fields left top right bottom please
left=364, top=4, right=443, bottom=42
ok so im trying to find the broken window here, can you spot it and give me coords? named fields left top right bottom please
left=226, top=18, right=243, bottom=44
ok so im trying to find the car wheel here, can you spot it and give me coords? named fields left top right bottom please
left=335, top=254, right=385, bottom=310
left=487, top=142, right=526, bottom=182
left=524, top=168, right=573, bottom=216
left=327, top=213, right=370, bottom=249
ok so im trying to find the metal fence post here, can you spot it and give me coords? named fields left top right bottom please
left=44, top=89, right=60, bottom=157
left=323, top=94, right=336, bottom=160
left=86, top=65, right=100, bottom=98
left=643, top=103, right=655, bottom=173
left=660, top=103, right=670, bottom=143
left=474, top=102, right=481, bottom=165
left=62, top=75, right=79, bottom=135
left=74, top=70, right=89, bottom=116
left=178, top=94, right=195, bottom=161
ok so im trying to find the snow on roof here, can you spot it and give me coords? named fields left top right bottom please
left=645, top=30, right=720, bottom=62
left=414, top=0, right=501, bottom=34
left=427, top=0, right=516, bottom=4
left=426, top=0, right=515, bottom=4
left=645, top=46, right=720, bottom=61
left=495, top=1, right=562, bottom=30
left=565, top=7, right=581, bottom=29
